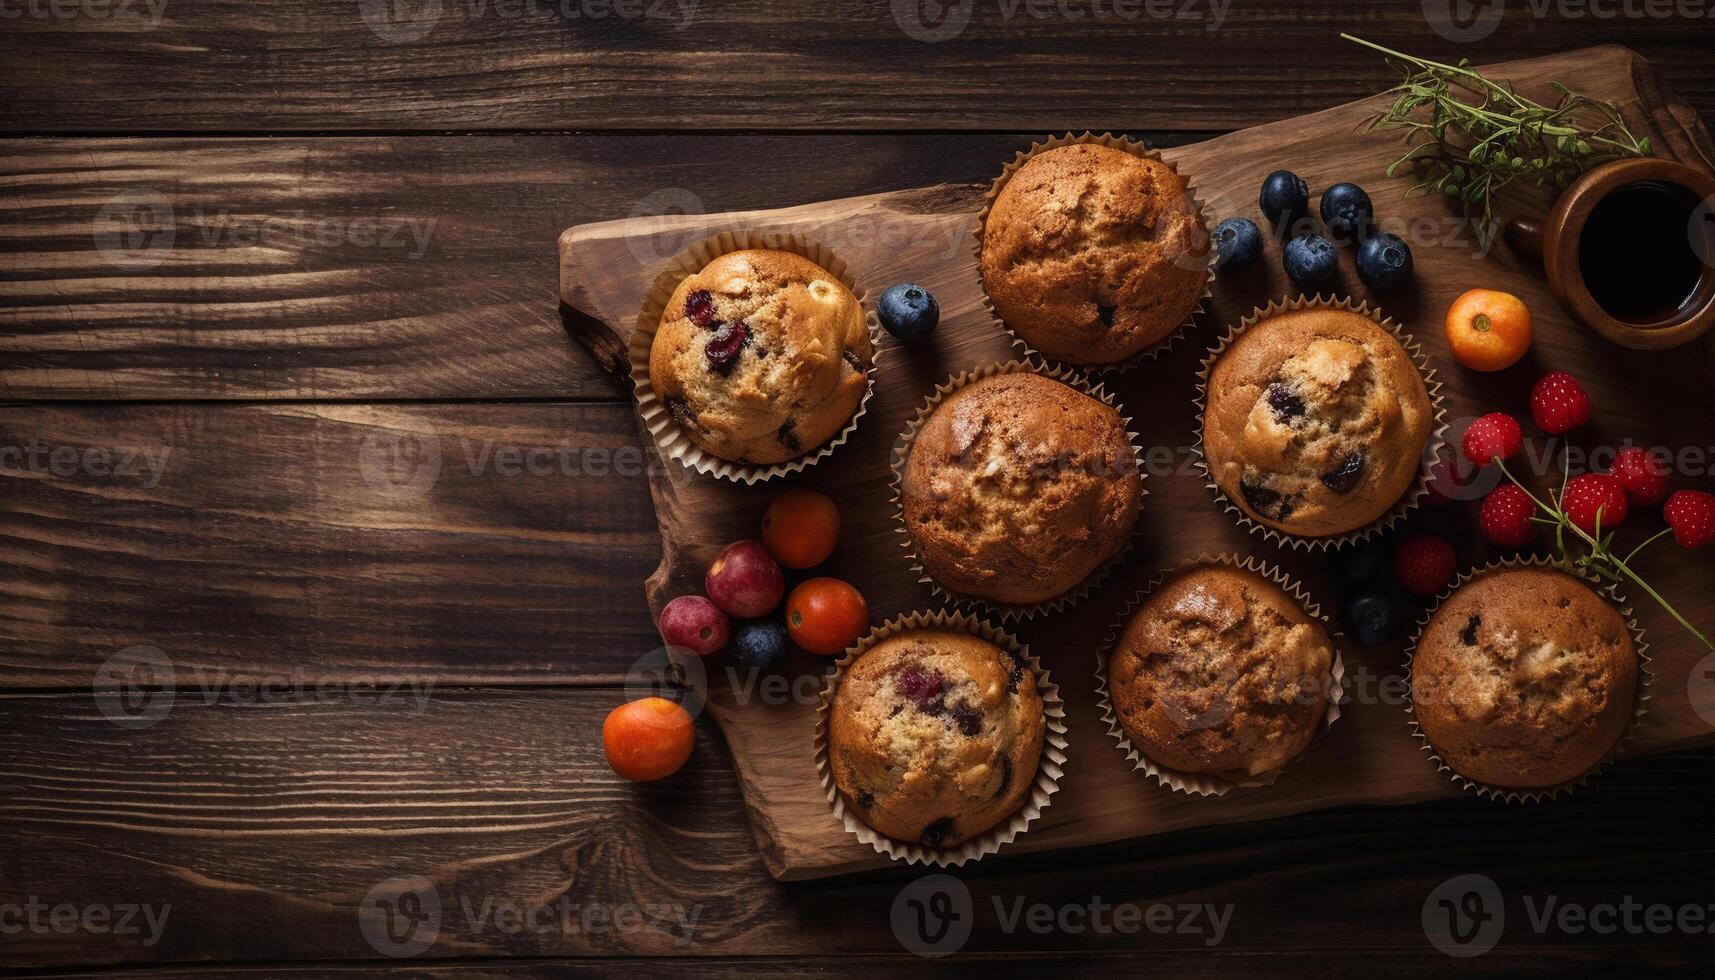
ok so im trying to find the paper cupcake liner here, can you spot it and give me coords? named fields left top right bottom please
left=889, top=359, right=1148, bottom=621
left=1092, top=553, right=1346, bottom=797
left=813, top=609, right=1068, bottom=867
left=1403, top=555, right=1653, bottom=804
left=1190, top=294, right=1449, bottom=551
left=973, top=132, right=1216, bottom=374
left=630, top=230, right=883, bottom=484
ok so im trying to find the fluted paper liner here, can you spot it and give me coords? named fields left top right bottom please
left=1093, top=554, right=1346, bottom=797
left=1191, top=294, right=1449, bottom=551
left=813, top=609, right=1068, bottom=867
left=889, top=359, right=1148, bottom=621
left=631, top=230, right=882, bottom=484
left=1403, top=555, right=1652, bottom=804
left=974, top=132, right=1216, bottom=373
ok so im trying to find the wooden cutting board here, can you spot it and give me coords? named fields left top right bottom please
left=559, top=46, right=1715, bottom=881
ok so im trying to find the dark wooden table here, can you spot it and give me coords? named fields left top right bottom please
left=4, top=4, right=1715, bottom=976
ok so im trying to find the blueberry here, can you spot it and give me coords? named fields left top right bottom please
left=1342, top=589, right=1407, bottom=647
left=729, top=619, right=790, bottom=671
left=1212, top=217, right=1263, bottom=272
left=1356, top=232, right=1413, bottom=291
left=1283, top=233, right=1338, bottom=290
left=1319, top=182, right=1373, bottom=244
left=1331, top=541, right=1389, bottom=590
left=877, top=283, right=939, bottom=342
left=1259, top=170, right=1310, bottom=229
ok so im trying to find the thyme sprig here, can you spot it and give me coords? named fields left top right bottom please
left=1344, top=34, right=1652, bottom=246
left=1493, top=453, right=1712, bottom=652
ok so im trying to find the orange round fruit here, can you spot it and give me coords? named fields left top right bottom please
left=761, top=489, right=841, bottom=569
left=785, top=577, right=869, bottom=656
left=1446, top=288, right=1533, bottom=371
left=602, top=697, right=695, bottom=781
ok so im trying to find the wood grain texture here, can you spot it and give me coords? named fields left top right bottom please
left=0, top=403, right=665, bottom=685
left=558, top=47, right=1715, bottom=880
left=5, top=689, right=1715, bottom=968
left=2, top=2, right=1714, bottom=132
left=0, top=134, right=1049, bottom=400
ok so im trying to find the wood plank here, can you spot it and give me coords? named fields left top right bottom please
left=557, top=46, right=1715, bottom=880
left=0, top=402, right=664, bottom=685
left=0, top=134, right=1044, bottom=400
left=0, top=3, right=1712, bottom=132
left=5, top=689, right=1715, bottom=968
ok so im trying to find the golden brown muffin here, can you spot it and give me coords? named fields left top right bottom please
left=649, top=249, right=872, bottom=466
left=980, top=143, right=1210, bottom=365
left=1202, top=307, right=1434, bottom=538
left=829, top=628, right=1044, bottom=849
left=1107, top=565, right=1334, bottom=779
left=1412, top=568, right=1639, bottom=792
left=901, top=373, right=1142, bottom=606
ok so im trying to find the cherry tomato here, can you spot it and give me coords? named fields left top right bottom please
left=603, top=697, right=695, bottom=781
left=785, top=577, right=869, bottom=656
left=761, top=489, right=841, bottom=569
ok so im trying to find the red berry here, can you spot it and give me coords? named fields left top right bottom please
left=658, top=595, right=729, bottom=657
left=1461, top=413, right=1523, bottom=467
left=684, top=289, right=716, bottom=328
left=704, top=321, right=750, bottom=371
left=705, top=540, right=785, bottom=619
left=1611, top=447, right=1671, bottom=506
left=1479, top=484, right=1538, bottom=548
left=1664, top=490, right=1715, bottom=551
left=1393, top=534, right=1457, bottom=598
left=1562, top=473, right=1629, bottom=537
left=1529, top=371, right=1592, bottom=435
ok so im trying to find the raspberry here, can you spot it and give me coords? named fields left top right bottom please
left=1393, top=534, right=1457, bottom=598
left=684, top=289, right=716, bottom=328
left=1562, top=473, right=1629, bottom=537
left=704, top=320, right=750, bottom=371
left=1529, top=371, right=1592, bottom=435
left=1461, top=413, right=1523, bottom=467
left=1664, top=490, right=1715, bottom=551
left=1479, top=484, right=1538, bottom=548
left=894, top=665, right=946, bottom=708
left=1611, top=447, right=1671, bottom=506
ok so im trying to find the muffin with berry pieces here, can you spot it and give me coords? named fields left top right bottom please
left=1411, top=567, right=1640, bottom=792
left=1107, top=564, right=1335, bottom=780
left=901, top=371, right=1142, bottom=607
left=829, top=628, right=1044, bottom=849
left=1202, top=306, right=1434, bottom=538
left=649, top=248, right=872, bottom=466
left=980, top=142, right=1210, bottom=365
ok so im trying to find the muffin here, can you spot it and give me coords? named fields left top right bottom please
left=980, top=142, right=1210, bottom=365
left=828, top=628, right=1045, bottom=849
left=1107, top=564, right=1334, bottom=780
left=649, top=248, right=872, bottom=466
left=901, top=371, right=1142, bottom=607
left=1202, top=306, right=1434, bottom=538
left=1411, top=567, right=1640, bottom=792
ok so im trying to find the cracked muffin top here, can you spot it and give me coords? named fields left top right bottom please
left=980, top=143, right=1210, bottom=365
left=1412, top=568, right=1638, bottom=791
left=828, top=628, right=1044, bottom=849
left=901, top=372, right=1142, bottom=607
left=1202, top=307, right=1434, bottom=538
left=1107, top=565, right=1334, bottom=779
left=649, top=249, right=872, bottom=466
